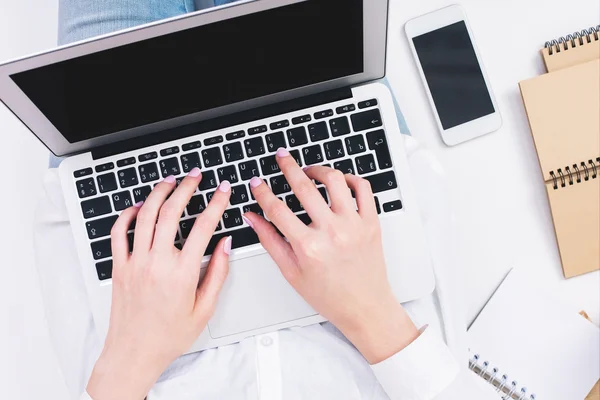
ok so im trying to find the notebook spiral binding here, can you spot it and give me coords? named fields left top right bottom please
left=548, top=157, right=600, bottom=190
left=544, top=25, right=600, bottom=55
left=469, top=354, right=536, bottom=400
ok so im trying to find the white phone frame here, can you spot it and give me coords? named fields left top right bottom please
left=405, top=4, right=502, bottom=146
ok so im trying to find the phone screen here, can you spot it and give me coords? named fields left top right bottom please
left=412, top=21, right=495, bottom=130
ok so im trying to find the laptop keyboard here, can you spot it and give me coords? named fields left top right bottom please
left=73, top=99, right=403, bottom=282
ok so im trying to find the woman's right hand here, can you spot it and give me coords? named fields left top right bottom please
left=243, top=148, right=420, bottom=364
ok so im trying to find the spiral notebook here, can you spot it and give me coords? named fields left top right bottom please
left=468, top=268, right=600, bottom=400
left=519, top=26, right=600, bottom=278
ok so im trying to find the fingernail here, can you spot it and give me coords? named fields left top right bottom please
left=224, top=236, right=232, bottom=255
left=276, top=147, right=290, bottom=158
left=134, top=201, right=144, bottom=208
left=243, top=215, right=255, bottom=229
left=163, top=175, right=176, bottom=184
left=188, top=167, right=201, bottom=178
left=249, top=176, right=263, bottom=189
left=219, top=180, right=231, bottom=192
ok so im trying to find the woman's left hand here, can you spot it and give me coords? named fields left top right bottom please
left=87, top=169, right=232, bottom=400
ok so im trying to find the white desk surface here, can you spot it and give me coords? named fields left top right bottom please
left=0, top=0, right=598, bottom=398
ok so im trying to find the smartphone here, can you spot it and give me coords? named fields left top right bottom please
left=405, top=5, right=502, bottom=146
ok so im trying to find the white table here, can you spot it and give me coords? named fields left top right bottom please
left=387, top=0, right=600, bottom=326
left=0, top=1, right=598, bottom=399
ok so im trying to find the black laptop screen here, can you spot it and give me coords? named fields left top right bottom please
left=10, top=0, right=364, bottom=143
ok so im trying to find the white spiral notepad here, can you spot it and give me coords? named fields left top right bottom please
left=468, top=269, right=600, bottom=400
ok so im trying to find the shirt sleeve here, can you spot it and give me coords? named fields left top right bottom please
left=81, top=392, right=93, bottom=400
left=370, top=326, right=460, bottom=400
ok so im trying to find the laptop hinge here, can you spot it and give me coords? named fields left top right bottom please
left=92, top=87, right=353, bottom=160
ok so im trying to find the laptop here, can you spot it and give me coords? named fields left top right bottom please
left=0, top=0, right=434, bottom=351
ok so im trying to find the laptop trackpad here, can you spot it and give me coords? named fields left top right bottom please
left=207, top=254, right=316, bottom=339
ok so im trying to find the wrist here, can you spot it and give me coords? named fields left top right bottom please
left=339, top=295, right=420, bottom=364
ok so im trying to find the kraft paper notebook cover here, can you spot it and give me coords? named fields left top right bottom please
left=519, top=28, right=600, bottom=278
left=541, top=26, right=600, bottom=72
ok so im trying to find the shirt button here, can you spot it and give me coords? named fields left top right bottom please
left=260, top=335, right=273, bottom=347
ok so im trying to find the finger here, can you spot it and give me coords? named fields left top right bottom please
left=153, top=168, right=202, bottom=250
left=344, top=174, right=377, bottom=218
left=194, top=236, right=231, bottom=322
left=276, top=148, right=331, bottom=221
left=243, top=212, right=300, bottom=283
left=110, top=202, right=142, bottom=263
left=248, top=176, right=309, bottom=241
left=133, top=176, right=177, bottom=253
left=181, top=180, right=231, bottom=264
left=304, top=166, right=355, bottom=214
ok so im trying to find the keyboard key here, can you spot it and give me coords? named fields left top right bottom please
left=358, top=99, right=378, bottom=109
left=364, top=171, right=398, bottom=193
left=74, top=168, right=92, bottom=178
left=318, top=187, right=329, bottom=204
left=355, top=154, right=377, bottom=175
left=91, top=238, right=112, bottom=260
left=199, top=170, right=217, bottom=191
left=118, top=168, right=139, bottom=188
left=230, top=185, right=249, bottom=205
left=287, top=127, right=308, bottom=147
left=117, top=157, right=136, bottom=167
left=297, top=213, right=312, bottom=226
left=302, top=145, right=324, bottom=165
left=159, top=158, right=180, bottom=178
left=138, top=163, right=160, bottom=183
left=336, top=104, right=356, bottom=114
left=95, top=163, right=114, bottom=173
left=174, top=243, right=183, bottom=250
left=81, top=196, right=111, bottom=219
left=182, top=141, right=201, bottom=151
left=187, top=195, right=206, bottom=216
left=223, top=142, right=244, bottom=163
left=128, top=232, right=135, bottom=252
left=266, top=131, right=286, bottom=152
left=226, top=131, right=245, bottom=141
left=285, top=194, right=304, bottom=212
left=314, top=109, right=334, bottom=119
left=179, top=219, right=195, bottom=239
left=160, top=146, right=179, bottom=156
left=324, top=140, right=345, bottom=160
left=270, top=120, right=289, bottom=130
left=217, top=165, right=239, bottom=183
left=243, top=203, right=264, bottom=218
left=366, top=129, right=393, bottom=169
left=96, top=260, right=112, bottom=281
left=97, top=173, right=118, bottom=193
left=292, top=114, right=311, bottom=124
left=138, top=152, right=157, bottom=162
left=180, top=152, right=201, bottom=173
left=239, top=160, right=259, bottom=181
left=204, top=227, right=259, bottom=256
left=133, top=186, right=152, bottom=203
left=270, top=174, right=291, bottom=195
left=308, top=122, right=329, bottom=142
left=260, top=155, right=281, bottom=176
left=223, top=208, right=243, bottom=229
left=375, top=196, right=381, bottom=214
left=334, top=159, right=355, bottom=175
left=329, top=116, right=351, bottom=137
left=290, top=150, right=303, bottom=167
left=86, top=215, right=118, bottom=240
left=204, top=136, right=223, bottom=147
left=383, top=200, right=403, bottom=213
left=112, top=191, right=133, bottom=211
left=244, top=137, right=266, bottom=157
left=351, top=109, right=382, bottom=132
left=345, top=134, right=367, bottom=155
left=248, top=125, right=267, bottom=135
left=76, top=178, right=97, bottom=198
left=202, top=147, right=223, bottom=168
left=206, top=191, right=215, bottom=203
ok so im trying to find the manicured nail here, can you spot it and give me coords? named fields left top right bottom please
left=249, top=176, right=263, bottom=189
left=219, top=180, right=231, bottom=192
left=243, top=215, right=255, bottom=229
left=188, top=167, right=201, bottom=178
left=134, top=201, right=144, bottom=208
left=163, top=175, right=176, bottom=183
left=276, top=147, right=290, bottom=158
left=223, top=236, right=232, bottom=255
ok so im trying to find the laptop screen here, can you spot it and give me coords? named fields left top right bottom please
left=10, top=0, right=363, bottom=144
